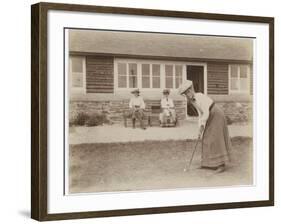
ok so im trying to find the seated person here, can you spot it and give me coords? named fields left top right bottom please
left=129, top=89, right=146, bottom=129
left=159, top=89, right=176, bottom=126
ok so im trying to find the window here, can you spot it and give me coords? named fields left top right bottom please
left=117, top=62, right=138, bottom=88
left=240, top=65, right=249, bottom=91
left=141, top=63, right=161, bottom=89
left=117, top=63, right=127, bottom=88
left=117, top=61, right=162, bottom=89
left=229, top=65, right=250, bottom=93
left=230, top=65, right=239, bottom=91
left=70, top=56, right=85, bottom=90
left=152, top=64, right=160, bottom=88
left=165, top=64, right=183, bottom=89
left=115, top=60, right=184, bottom=90
left=165, top=65, right=173, bottom=88
left=142, top=64, right=150, bottom=88
left=128, top=63, right=138, bottom=88
left=175, top=65, right=183, bottom=88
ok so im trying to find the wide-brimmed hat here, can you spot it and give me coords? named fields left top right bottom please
left=163, top=89, right=170, bottom=94
left=178, top=80, right=193, bottom=95
left=131, top=88, right=140, bottom=94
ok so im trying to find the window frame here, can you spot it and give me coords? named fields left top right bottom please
left=151, top=63, right=161, bottom=89
left=69, top=56, right=86, bottom=93
left=228, top=64, right=251, bottom=94
left=114, top=58, right=186, bottom=92
left=127, top=62, right=138, bottom=89
left=117, top=62, right=128, bottom=88
left=164, top=63, right=175, bottom=89
left=175, top=64, right=184, bottom=89
left=141, top=63, right=151, bottom=89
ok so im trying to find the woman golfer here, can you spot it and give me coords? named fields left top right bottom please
left=178, top=80, right=231, bottom=173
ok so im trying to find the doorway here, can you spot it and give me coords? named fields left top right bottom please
left=186, top=65, right=205, bottom=117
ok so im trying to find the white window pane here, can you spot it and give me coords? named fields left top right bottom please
left=175, top=77, right=182, bottom=88
left=72, top=57, right=83, bottom=73
left=128, top=63, right=137, bottom=88
left=129, top=76, right=137, bottom=88
left=152, top=64, right=160, bottom=76
left=240, top=78, right=248, bottom=90
left=240, top=65, right=248, bottom=78
left=72, top=73, right=83, bottom=87
left=142, top=64, right=150, bottom=88
left=152, top=64, right=160, bottom=88
left=142, top=77, right=150, bottom=88
left=166, top=77, right=173, bottom=88
left=230, top=79, right=239, bottom=90
left=175, top=65, right=182, bottom=75
left=129, top=63, right=137, bottom=76
left=118, top=76, right=127, bottom=88
left=165, top=65, right=173, bottom=88
left=118, top=63, right=126, bottom=74
left=142, top=64, right=150, bottom=76
left=152, top=77, right=160, bottom=88
left=230, top=65, right=238, bottom=78
left=165, top=65, right=173, bottom=76
left=175, top=65, right=182, bottom=88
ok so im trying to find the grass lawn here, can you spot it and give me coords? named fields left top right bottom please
left=69, top=137, right=253, bottom=194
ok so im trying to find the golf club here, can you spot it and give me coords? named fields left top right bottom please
left=183, top=137, right=201, bottom=172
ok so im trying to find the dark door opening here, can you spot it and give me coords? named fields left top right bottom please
left=186, top=65, right=204, bottom=117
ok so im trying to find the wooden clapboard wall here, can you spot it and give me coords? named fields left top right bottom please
left=207, top=62, right=253, bottom=95
left=86, top=56, right=114, bottom=93
left=84, top=56, right=253, bottom=95
left=207, top=62, right=229, bottom=95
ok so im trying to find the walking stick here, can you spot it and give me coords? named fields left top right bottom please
left=183, top=137, right=201, bottom=172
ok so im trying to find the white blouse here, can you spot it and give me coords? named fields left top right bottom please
left=160, top=97, right=175, bottom=109
left=191, top=93, right=214, bottom=128
left=129, top=96, right=145, bottom=109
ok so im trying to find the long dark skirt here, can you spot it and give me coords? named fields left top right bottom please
left=201, top=104, right=231, bottom=168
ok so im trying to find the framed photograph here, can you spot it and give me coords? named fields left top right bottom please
left=31, top=2, right=274, bottom=221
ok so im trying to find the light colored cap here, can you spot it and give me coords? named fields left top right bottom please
left=178, top=80, right=193, bottom=95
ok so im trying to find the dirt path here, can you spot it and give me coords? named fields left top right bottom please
left=69, top=122, right=252, bottom=144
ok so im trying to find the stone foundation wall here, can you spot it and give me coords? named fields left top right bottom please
left=69, top=100, right=252, bottom=125
left=69, top=100, right=187, bottom=124
left=216, top=102, right=252, bottom=124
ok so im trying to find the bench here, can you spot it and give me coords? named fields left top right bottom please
left=123, top=105, right=179, bottom=127
left=123, top=109, right=150, bottom=128
left=148, top=105, right=161, bottom=126
left=123, top=105, right=168, bottom=127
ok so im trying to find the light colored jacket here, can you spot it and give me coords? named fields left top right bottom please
left=160, top=97, right=175, bottom=109
left=129, top=96, right=145, bottom=109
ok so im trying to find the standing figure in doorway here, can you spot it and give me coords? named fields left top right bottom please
left=178, top=80, right=231, bottom=173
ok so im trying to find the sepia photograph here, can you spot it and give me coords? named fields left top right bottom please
left=66, top=29, right=253, bottom=194
left=30, top=2, right=274, bottom=220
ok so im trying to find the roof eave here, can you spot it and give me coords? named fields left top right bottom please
left=69, top=51, right=253, bottom=64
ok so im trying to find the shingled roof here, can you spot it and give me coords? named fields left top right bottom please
left=69, top=29, right=253, bottom=62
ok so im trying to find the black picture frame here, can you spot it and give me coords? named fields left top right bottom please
left=31, top=2, right=274, bottom=221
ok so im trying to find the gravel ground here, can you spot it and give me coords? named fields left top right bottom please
left=69, top=137, right=253, bottom=194
left=69, top=121, right=252, bottom=144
